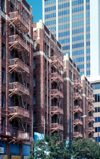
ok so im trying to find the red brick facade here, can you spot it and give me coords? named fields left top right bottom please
left=63, top=55, right=94, bottom=141
left=0, top=0, right=95, bottom=158
left=33, top=20, right=64, bottom=139
left=0, top=0, right=33, bottom=158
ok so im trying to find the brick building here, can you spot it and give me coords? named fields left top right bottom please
left=63, top=54, right=95, bottom=141
left=33, top=20, right=64, bottom=139
left=0, top=0, right=33, bottom=158
left=0, top=0, right=95, bottom=158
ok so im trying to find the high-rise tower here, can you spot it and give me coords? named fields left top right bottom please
left=43, top=0, right=92, bottom=77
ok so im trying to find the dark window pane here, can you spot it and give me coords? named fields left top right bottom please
left=98, top=107, right=100, bottom=112
left=95, top=127, right=97, bottom=132
left=95, top=94, right=97, bottom=102
left=95, top=107, right=97, bottom=112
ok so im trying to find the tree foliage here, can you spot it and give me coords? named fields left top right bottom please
left=28, top=133, right=70, bottom=159
left=28, top=135, right=100, bottom=159
left=71, top=138, right=100, bottom=159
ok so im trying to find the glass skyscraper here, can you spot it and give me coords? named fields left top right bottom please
left=43, top=0, right=91, bottom=76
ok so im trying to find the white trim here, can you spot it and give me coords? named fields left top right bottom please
left=63, top=77, right=74, bottom=84
left=33, top=51, right=52, bottom=62
left=82, top=94, right=88, bottom=99
left=70, top=0, right=72, bottom=58
left=84, top=0, right=86, bottom=76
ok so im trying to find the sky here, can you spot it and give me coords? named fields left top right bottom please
left=26, top=0, right=42, bottom=23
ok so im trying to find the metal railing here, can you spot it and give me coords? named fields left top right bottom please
left=9, top=58, right=29, bottom=73
left=9, top=82, right=29, bottom=96
left=9, top=35, right=30, bottom=52
left=9, top=106, right=30, bottom=118
left=9, top=11, right=29, bottom=31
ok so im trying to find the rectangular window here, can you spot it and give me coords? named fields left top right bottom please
left=98, top=127, right=100, bottom=132
left=95, top=107, right=97, bottom=112
left=48, top=80, right=49, bottom=90
left=33, top=112, right=36, bottom=123
left=45, top=78, right=47, bottom=89
left=98, top=107, right=100, bottom=112
left=27, top=104, right=30, bottom=110
left=95, top=127, right=97, bottom=132
left=98, top=117, right=100, bottom=122
left=45, top=113, right=47, bottom=124
left=33, top=94, right=36, bottom=105
left=2, top=20, right=5, bottom=36
left=1, top=0, right=5, bottom=12
left=45, top=43, right=46, bottom=54
left=2, top=92, right=5, bottom=108
left=95, top=117, right=97, bottom=122
left=10, top=4, right=14, bottom=12
left=2, top=68, right=5, bottom=84
left=33, top=76, right=36, bottom=87
left=45, top=60, right=47, bottom=71
left=1, top=117, right=5, bottom=134
left=10, top=96, right=14, bottom=106
left=2, top=44, right=5, bottom=60
left=48, top=96, right=49, bottom=107
left=98, top=94, right=100, bottom=102
left=47, top=46, right=49, bottom=57
left=95, top=137, right=97, bottom=142
left=45, top=95, right=47, bottom=106
left=48, top=114, right=49, bottom=125
left=48, top=63, right=49, bottom=74
left=27, top=125, right=30, bottom=132
left=27, top=83, right=30, bottom=89
left=92, top=83, right=100, bottom=90
left=95, top=94, right=97, bottom=102
left=33, top=58, right=36, bottom=69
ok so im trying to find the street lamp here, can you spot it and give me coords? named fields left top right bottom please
left=69, top=115, right=87, bottom=156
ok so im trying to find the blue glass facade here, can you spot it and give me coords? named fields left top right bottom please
left=44, top=0, right=90, bottom=76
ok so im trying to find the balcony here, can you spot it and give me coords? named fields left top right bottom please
left=73, top=93, right=82, bottom=100
left=51, top=56, right=63, bottom=67
left=88, top=127, right=95, bottom=134
left=73, top=132, right=83, bottom=138
left=9, top=35, right=30, bottom=52
left=88, top=105, right=95, bottom=112
left=51, top=89, right=63, bottom=99
left=51, top=72, right=63, bottom=83
left=73, top=119, right=82, bottom=127
left=73, top=106, right=82, bottom=114
left=88, top=116, right=95, bottom=123
left=9, top=82, right=29, bottom=97
left=9, top=106, right=30, bottom=121
left=9, top=58, right=29, bottom=74
left=88, top=95, right=95, bottom=103
left=73, top=80, right=82, bottom=89
left=51, top=106, right=63, bottom=116
left=10, top=128, right=30, bottom=141
left=51, top=123, right=63, bottom=133
left=9, top=11, right=29, bottom=33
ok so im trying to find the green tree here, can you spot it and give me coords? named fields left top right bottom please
left=28, top=133, right=70, bottom=159
left=71, top=138, right=100, bottom=159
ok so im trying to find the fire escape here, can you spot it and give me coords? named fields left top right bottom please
left=88, top=95, right=95, bottom=140
left=8, top=9, right=30, bottom=143
left=50, top=50, right=64, bottom=135
left=73, top=79, right=83, bottom=138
